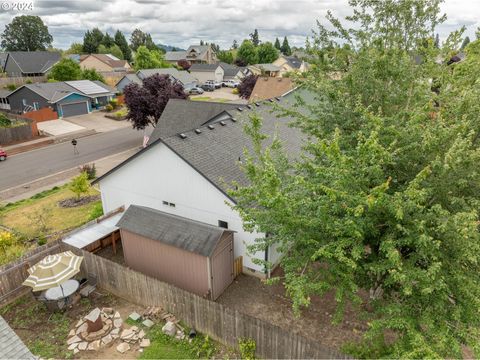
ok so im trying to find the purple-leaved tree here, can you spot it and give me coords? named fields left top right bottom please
left=237, top=74, right=258, bottom=99
left=124, top=74, right=188, bottom=130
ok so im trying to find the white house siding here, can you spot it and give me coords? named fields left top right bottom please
left=99, top=142, right=270, bottom=275
left=190, top=67, right=224, bottom=84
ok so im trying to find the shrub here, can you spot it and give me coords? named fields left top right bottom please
left=25, top=79, right=32, bottom=84
left=88, top=202, right=103, bottom=221
left=109, top=98, right=118, bottom=108
left=37, top=235, right=47, bottom=246
left=0, top=231, right=24, bottom=266
left=105, top=104, right=114, bottom=112
left=69, top=172, right=90, bottom=200
left=79, top=163, right=96, bottom=180
left=5, top=84, right=16, bottom=91
left=0, top=113, right=12, bottom=127
left=232, top=88, right=239, bottom=95
left=239, top=338, right=256, bottom=360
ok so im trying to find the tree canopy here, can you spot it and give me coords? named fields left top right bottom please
left=280, top=36, right=291, bottom=55
left=249, top=29, right=260, bottom=46
left=237, top=40, right=258, bottom=65
left=1, top=15, right=53, bottom=51
left=124, top=74, right=187, bottom=130
left=115, top=30, right=132, bottom=62
left=83, top=28, right=104, bottom=53
left=230, top=0, right=480, bottom=357
left=134, top=45, right=170, bottom=70
left=257, top=42, right=279, bottom=63
left=130, top=29, right=157, bottom=51
left=48, top=58, right=82, bottom=81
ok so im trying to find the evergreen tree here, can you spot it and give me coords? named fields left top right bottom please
left=280, top=36, right=291, bottom=55
left=83, top=28, right=104, bottom=53
left=232, top=39, right=238, bottom=49
left=434, top=33, right=440, bottom=48
left=250, top=29, right=260, bottom=46
left=274, top=37, right=281, bottom=50
left=145, top=33, right=157, bottom=50
left=102, top=33, right=114, bottom=47
left=130, top=28, right=147, bottom=51
left=200, top=40, right=205, bottom=46
left=461, top=36, right=470, bottom=50
left=114, top=30, right=132, bottom=62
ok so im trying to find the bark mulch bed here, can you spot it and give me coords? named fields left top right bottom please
left=58, top=195, right=100, bottom=208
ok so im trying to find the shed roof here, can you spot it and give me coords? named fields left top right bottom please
left=0, top=316, right=35, bottom=359
left=5, top=51, right=61, bottom=73
left=117, top=205, right=231, bottom=257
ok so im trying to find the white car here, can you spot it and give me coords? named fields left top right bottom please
left=205, top=80, right=222, bottom=89
left=222, top=80, right=239, bottom=88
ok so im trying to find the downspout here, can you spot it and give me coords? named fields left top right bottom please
left=264, top=245, right=270, bottom=278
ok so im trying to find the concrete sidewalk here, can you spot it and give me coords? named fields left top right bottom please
left=0, top=147, right=139, bottom=204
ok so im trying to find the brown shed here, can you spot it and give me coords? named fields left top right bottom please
left=116, top=205, right=234, bottom=300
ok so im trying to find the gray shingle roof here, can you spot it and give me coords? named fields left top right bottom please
left=162, top=97, right=304, bottom=194
left=117, top=205, right=231, bottom=257
left=165, top=51, right=187, bottom=61
left=137, top=68, right=196, bottom=85
left=6, top=51, right=61, bottom=73
left=283, top=55, right=303, bottom=69
left=189, top=63, right=220, bottom=72
left=219, top=62, right=241, bottom=77
left=0, top=316, right=35, bottom=359
left=148, top=99, right=241, bottom=142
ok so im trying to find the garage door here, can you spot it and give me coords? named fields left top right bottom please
left=60, top=102, right=89, bottom=117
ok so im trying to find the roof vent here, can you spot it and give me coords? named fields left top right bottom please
left=179, top=133, right=187, bottom=139
left=255, top=102, right=260, bottom=107
left=220, top=121, right=226, bottom=126
left=231, top=117, right=237, bottom=122
left=194, top=129, right=202, bottom=134
left=208, top=124, right=215, bottom=130
left=275, top=97, right=281, bottom=101
left=268, top=98, right=274, bottom=102
left=237, top=107, right=243, bottom=111
left=246, top=105, right=252, bottom=109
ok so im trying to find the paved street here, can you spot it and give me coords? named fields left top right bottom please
left=0, top=127, right=145, bottom=192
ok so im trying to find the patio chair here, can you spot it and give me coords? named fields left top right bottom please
left=79, top=273, right=97, bottom=297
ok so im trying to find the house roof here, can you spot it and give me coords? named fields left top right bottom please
left=117, top=205, right=231, bottom=257
left=4, top=51, right=61, bottom=73
left=80, top=53, right=129, bottom=69
left=282, top=55, right=303, bottom=69
left=137, top=68, right=196, bottom=85
left=219, top=62, right=241, bottom=77
left=0, top=89, right=12, bottom=98
left=116, top=73, right=142, bottom=87
left=189, top=63, right=220, bottom=72
left=7, top=80, right=113, bottom=103
left=93, top=89, right=309, bottom=201
left=148, top=99, right=241, bottom=141
left=0, top=316, right=35, bottom=359
left=165, top=51, right=187, bottom=61
left=252, top=63, right=281, bottom=72
left=250, top=77, right=294, bottom=101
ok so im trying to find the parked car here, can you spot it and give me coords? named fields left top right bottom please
left=188, top=87, right=204, bottom=95
left=200, top=83, right=215, bottom=92
left=0, top=149, right=7, bottom=161
left=205, top=80, right=222, bottom=89
left=222, top=80, right=240, bottom=88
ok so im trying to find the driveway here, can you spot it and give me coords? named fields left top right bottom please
left=65, top=111, right=131, bottom=132
left=37, top=120, right=86, bottom=136
left=191, top=87, right=247, bottom=104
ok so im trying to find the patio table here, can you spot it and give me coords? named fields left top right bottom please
left=44, top=279, right=80, bottom=301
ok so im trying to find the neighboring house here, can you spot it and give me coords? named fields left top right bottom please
left=165, top=45, right=218, bottom=65
left=189, top=63, right=224, bottom=83
left=248, top=63, right=281, bottom=77
left=79, top=54, right=131, bottom=73
left=115, top=68, right=197, bottom=92
left=219, top=62, right=244, bottom=81
left=0, top=53, right=8, bottom=71
left=273, top=55, right=309, bottom=76
left=7, top=80, right=115, bottom=117
left=0, top=89, right=11, bottom=110
left=250, top=77, right=294, bottom=101
left=93, top=91, right=307, bottom=278
left=2, top=51, right=61, bottom=77
left=117, top=205, right=235, bottom=300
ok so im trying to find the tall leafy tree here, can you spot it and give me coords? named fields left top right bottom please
left=274, top=37, right=281, bottom=50
left=130, top=29, right=147, bottom=51
left=47, top=58, right=81, bottom=81
left=81, top=68, right=105, bottom=83
left=83, top=28, right=104, bottom=53
left=280, top=36, right=291, bottom=55
left=124, top=74, right=187, bottom=130
left=257, top=42, right=279, bottom=63
left=434, top=33, right=440, bottom=48
left=65, top=42, right=84, bottom=55
left=250, top=29, right=260, bottom=46
left=114, top=30, right=132, bottom=62
left=1, top=15, right=53, bottom=51
left=230, top=0, right=480, bottom=358
left=237, top=40, right=258, bottom=65
left=217, top=50, right=234, bottom=64
left=134, top=45, right=169, bottom=70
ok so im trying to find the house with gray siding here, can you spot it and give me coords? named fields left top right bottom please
left=2, top=51, right=61, bottom=77
left=116, top=68, right=197, bottom=92
left=7, top=80, right=115, bottom=117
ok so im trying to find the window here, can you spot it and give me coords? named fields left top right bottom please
left=33, top=102, right=39, bottom=110
left=218, top=220, right=228, bottom=229
left=22, top=99, right=27, bottom=106
left=163, top=201, right=176, bottom=207
left=162, top=201, right=168, bottom=205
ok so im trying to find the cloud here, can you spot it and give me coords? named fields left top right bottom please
left=0, top=0, right=476, bottom=49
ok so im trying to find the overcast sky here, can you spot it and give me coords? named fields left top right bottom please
left=0, top=0, right=478, bottom=50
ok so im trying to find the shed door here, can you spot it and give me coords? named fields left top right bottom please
left=60, top=102, right=89, bottom=117
left=211, top=235, right=234, bottom=300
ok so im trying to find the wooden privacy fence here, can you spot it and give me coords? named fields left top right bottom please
left=61, top=243, right=348, bottom=359
left=0, top=241, right=61, bottom=305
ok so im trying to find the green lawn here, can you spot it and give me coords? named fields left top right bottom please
left=190, top=97, right=230, bottom=103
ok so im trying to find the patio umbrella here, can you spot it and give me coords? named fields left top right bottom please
left=22, top=251, right=83, bottom=292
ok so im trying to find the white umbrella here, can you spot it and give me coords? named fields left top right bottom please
left=22, top=251, right=83, bottom=292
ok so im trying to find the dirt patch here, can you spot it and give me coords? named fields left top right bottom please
left=216, top=270, right=369, bottom=353
left=59, top=195, right=100, bottom=208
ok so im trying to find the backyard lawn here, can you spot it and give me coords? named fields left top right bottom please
left=190, top=96, right=230, bottom=103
